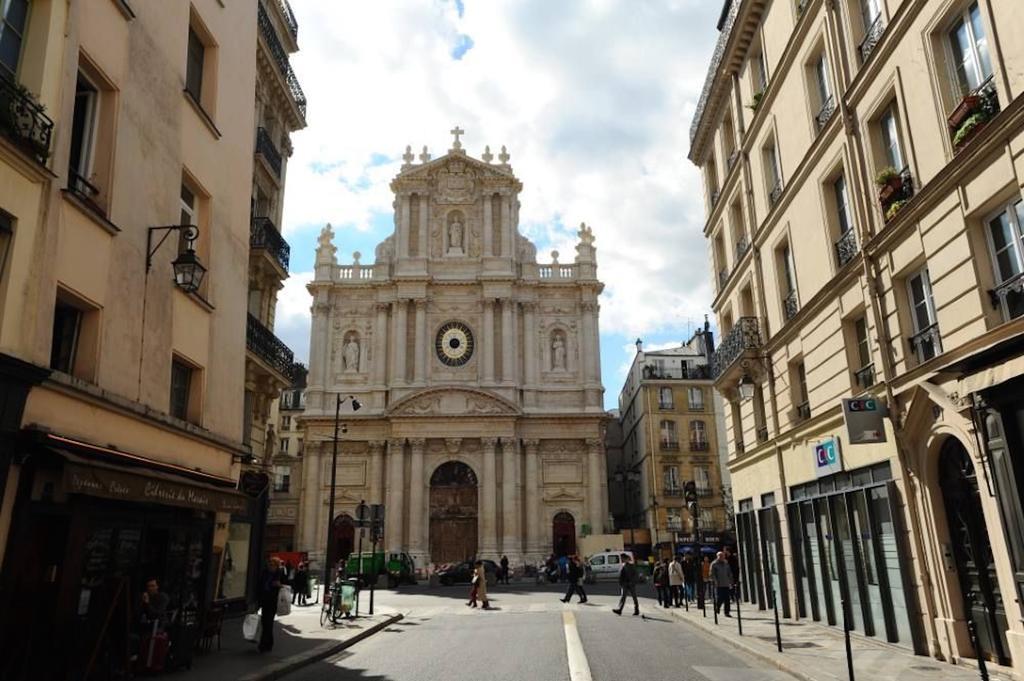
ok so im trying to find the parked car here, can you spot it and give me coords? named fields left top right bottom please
left=584, top=551, right=645, bottom=583
left=435, top=559, right=498, bottom=586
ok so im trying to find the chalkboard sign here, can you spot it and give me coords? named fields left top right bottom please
left=82, top=527, right=114, bottom=581
left=112, top=528, right=142, bottom=574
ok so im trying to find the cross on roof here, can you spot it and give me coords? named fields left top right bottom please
left=450, top=125, right=465, bottom=150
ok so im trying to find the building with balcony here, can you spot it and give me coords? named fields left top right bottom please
left=616, top=326, right=729, bottom=558
left=690, top=0, right=1024, bottom=671
left=0, top=1, right=264, bottom=677
left=266, top=363, right=307, bottom=554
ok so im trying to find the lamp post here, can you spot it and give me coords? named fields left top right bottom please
left=145, top=224, right=207, bottom=293
left=323, top=393, right=361, bottom=589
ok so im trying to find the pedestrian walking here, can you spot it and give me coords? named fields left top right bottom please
left=711, top=551, right=734, bottom=617
left=653, top=558, right=670, bottom=607
left=257, top=556, right=286, bottom=653
left=293, top=562, right=310, bottom=606
left=682, top=553, right=697, bottom=602
left=724, top=547, right=740, bottom=602
left=701, top=555, right=713, bottom=602
left=668, top=555, right=684, bottom=607
left=500, top=555, right=510, bottom=584
left=560, top=555, right=587, bottom=604
left=467, top=560, right=490, bottom=609
left=612, top=555, right=640, bottom=616
left=558, top=554, right=569, bottom=582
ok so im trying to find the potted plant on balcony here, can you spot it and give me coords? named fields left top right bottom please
left=747, top=90, right=764, bottom=113
left=885, top=199, right=907, bottom=222
left=948, top=92, right=981, bottom=129
left=953, top=111, right=988, bottom=151
left=874, top=166, right=902, bottom=204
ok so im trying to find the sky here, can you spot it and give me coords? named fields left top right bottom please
left=275, top=0, right=721, bottom=410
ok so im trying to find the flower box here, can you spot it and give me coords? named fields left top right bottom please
left=878, top=176, right=902, bottom=204
left=948, top=94, right=980, bottom=129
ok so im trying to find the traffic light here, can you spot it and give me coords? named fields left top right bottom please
left=684, top=480, right=698, bottom=503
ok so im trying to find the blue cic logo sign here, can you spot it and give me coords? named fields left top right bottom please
left=813, top=437, right=843, bottom=478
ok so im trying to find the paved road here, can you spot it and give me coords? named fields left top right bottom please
left=282, top=582, right=796, bottom=681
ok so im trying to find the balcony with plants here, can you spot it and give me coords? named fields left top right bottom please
left=0, top=74, right=53, bottom=165
left=948, top=76, right=999, bottom=153
left=874, top=166, right=914, bottom=222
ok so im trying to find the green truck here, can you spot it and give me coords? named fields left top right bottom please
left=344, top=551, right=416, bottom=588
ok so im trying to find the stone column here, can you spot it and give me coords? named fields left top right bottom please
left=482, top=300, right=495, bottom=384
left=501, top=299, right=515, bottom=384
left=501, top=192, right=512, bottom=258
left=408, top=438, right=427, bottom=561
left=524, top=303, right=538, bottom=385
left=483, top=193, right=493, bottom=256
left=579, top=301, right=598, bottom=383
left=585, top=302, right=600, bottom=382
left=414, top=299, right=427, bottom=383
left=300, top=441, right=323, bottom=556
left=374, top=303, right=389, bottom=386
left=386, top=438, right=405, bottom=552
left=307, top=303, right=330, bottom=391
left=586, top=438, right=605, bottom=534
left=523, top=440, right=541, bottom=559
left=394, top=299, right=408, bottom=384
left=501, top=438, right=520, bottom=561
left=480, top=437, right=499, bottom=557
left=399, top=193, right=411, bottom=257
left=368, top=440, right=385, bottom=504
left=418, top=194, right=429, bottom=256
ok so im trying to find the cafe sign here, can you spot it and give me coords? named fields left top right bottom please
left=65, top=463, right=248, bottom=514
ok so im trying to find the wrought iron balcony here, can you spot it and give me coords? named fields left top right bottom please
left=711, top=317, right=761, bottom=380
left=690, top=440, right=710, bottom=453
left=735, top=440, right=745, bottom=455
left=783, top=290, right=799, bottom=320
left=815, top=95, right=837, bottom=132
left=795, top=401, right=811, bottom=422
left=250, top=216, right=291, bottom=271
left=258, top=1, right=307, bottom=120
left=247, top=313, right=295, bottom=379
left=769, top=179, right=783, bottom=207
left=909, top=323, right=942, bottom=364
left=661, top=440, right=680, bottom=452
left=696, top=486, right=713, bottom=498
left=664, top=487, right=683, bottom=497
left=859, top=14, right=886, bottom=63
left=835, top=229, right=859, bottom=268
left=756, top=425, right=768, bottom=443
left=855, top=363, right=875, bottom=389
left=642, top=364, right=711, bottom=380
left=277, top=0, right=298, bottom=40
left=735, top=237, right=750, bottom=262
left=256, top=127, right=283, bottom=178
left=67, top=169, right=103, bottom=213
left=0, top=73, right=53, bottom=165
left=989, top=273, right=1024, bottom=322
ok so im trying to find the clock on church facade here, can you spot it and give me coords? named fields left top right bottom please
left=435, top=321, right=474, bottom=366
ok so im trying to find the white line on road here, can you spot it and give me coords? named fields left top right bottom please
left=562, top=610, right=593, bottom=681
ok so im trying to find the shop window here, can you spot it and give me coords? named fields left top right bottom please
left=687, top=387, right=704, bottom=411
left=984, top=199, right=1024, bottom=321
left=170, top=355, right=202, bottom=424
left=273, top=465, right=291, bottom=492
left=0, top=0, right=29, bottom=79
left=658, top=386, right=674, bottom=410
left=50, top=286, right=100, bottom=381
left=906, top=267, right=941, bottom=363
left=220, top=521, right=251, bottom=600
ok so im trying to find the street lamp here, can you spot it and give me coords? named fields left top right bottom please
left=146, top=224, right=207, bottom=294
left=738, top=373, right=755, bottom=401
left=324, top=394, right=361, bottom=589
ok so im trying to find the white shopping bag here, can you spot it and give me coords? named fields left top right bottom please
left=242, top=612, right=261, bottom=642
left=277, top=586, right=292, bottom=616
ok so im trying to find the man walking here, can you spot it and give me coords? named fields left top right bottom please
left=560, top=555, right=587, bottom=604
left=612, top=555, right=640, bottom=616
left=668, top=554, right=684, bottom=607
left=257, top=556, right=287, bottom=653
left=711, top=551, right=734, bottom=617
left=499, top=555, right=510, bottom=585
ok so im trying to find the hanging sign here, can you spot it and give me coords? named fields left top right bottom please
left=842, top=397, right=887, bottom=444
left=813, top=437, right=843, bottom=479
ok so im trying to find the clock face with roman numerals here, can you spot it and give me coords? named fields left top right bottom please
left=435, top=321, right=474, bottom=367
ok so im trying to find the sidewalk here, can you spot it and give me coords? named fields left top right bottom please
left=186, top=600, right=402, bottom=681
left=667, top=599, right=1014, bottom=681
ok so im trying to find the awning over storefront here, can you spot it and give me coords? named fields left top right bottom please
left=61, top=452, right=248, bottom=514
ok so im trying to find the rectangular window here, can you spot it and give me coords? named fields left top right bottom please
left=660, top=420, right=677, bottom=446
left=666, top=508, right=682, bottom=531
left=948, top=2, right=992, bottom=96
left=185, top=26, right=205, bottom=102
left=50, top=299, right=82, bottom=373
left=764, top=141, right=781, bottom=201
left=778, top=240, right=798, bottom=320
left=664, top=466, right=680, bottom=492
left=280, top=437, right=290, bottom=454
left=690, top=420, right=708, bottom=449
left=0, top=0, right=30, bottom=79
left=700, top=508, right=714, bottom=528
left=907, top=268, right=941, bottom=362
left=0, top=209, right=11, bottom=283
left=880, top=107, right=904, bottom=170
left=658, top=386, right=674, bottom=410
left=814, top=54, right=832, bottom=105
left=273, top=465, right=291, bottom=492
left=861, top=0, right=881, bottom=28
left=985, top=200, right=1024, bottom=321
left=834, top=175, right=852, bottom=236
left=687, top=387, right=704, bottom=411
left=694, top=466, right=710, bottom=494
left=754, top=51, right=768, bottom=93
left=792, top=361, right=810, bottom=421
left=68, top=74, right=99, bottom=201
left=281, top=414, right=291, bottom=430
left=855, top=317, right=871, bottom=368
left=170, top=358, right=194, bottom=421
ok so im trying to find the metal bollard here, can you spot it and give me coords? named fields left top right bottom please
left=714, top=592, right=719, bottom=624
left=736, top=583, right=743, bottom=636
left=841, top=598, right=855, bottom=681
left=684, top=584, right=689, bottom=612
left=772, top=588, right=782, bottom=653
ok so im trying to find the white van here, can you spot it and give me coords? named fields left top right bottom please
left=585, top=551, right=636, bottom=582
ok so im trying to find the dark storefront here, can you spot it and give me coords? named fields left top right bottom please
left=0, top=432, right=245, bottom=681
left=735, top=494, right=788, bottom=617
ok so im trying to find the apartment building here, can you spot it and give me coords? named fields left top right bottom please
left=617, top=327, right=729, bottom=557
left=689, top=0, right=1024, bottom=671
left=266, top=363, right=307, bottom=554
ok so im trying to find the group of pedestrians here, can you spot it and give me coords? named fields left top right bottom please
left=615, top=548, right=739, bottom=618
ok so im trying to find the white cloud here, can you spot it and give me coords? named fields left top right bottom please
left=280, top=0, right=719, bottom=349
left=275, top=271, right=314, bottom=364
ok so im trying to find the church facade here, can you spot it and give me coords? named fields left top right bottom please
left=297, top=131, right=608, bottom=570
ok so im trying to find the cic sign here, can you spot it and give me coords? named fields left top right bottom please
left=842, top=397, right=888, bottom=444
left=814, top=437, right=843, bottom=479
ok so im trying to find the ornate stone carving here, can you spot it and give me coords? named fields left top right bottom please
left=343, top=332, right=361, bottom=373
left=434, top=160, right=477, bottom=204
left=522, top=439, right=540, bottom=449
left=389, top=388, right=518, bottom=417
left=551, top=331, right=567, bottom=371
left=444, top=438, right=462, bottom=454
left=480, top=437, right=499, bottom=448
left=409, top=438, right=426, bottom=452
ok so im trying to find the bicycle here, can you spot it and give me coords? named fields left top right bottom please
left=319, top=579, right=356, bottom=627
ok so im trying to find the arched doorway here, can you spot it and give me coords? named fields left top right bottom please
left=430, top=462, right=478, bottom=564
left=553, top=512, right=576, bottom=557
left=938, top=438, right=1012, bottom=665
left=326, top=514, right=355, bottom=572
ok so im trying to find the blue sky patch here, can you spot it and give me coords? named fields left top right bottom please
left=454, top=0, right=465, bottom=18
left=451, top=34, right=474, bottom=60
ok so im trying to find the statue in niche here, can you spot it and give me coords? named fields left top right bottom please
left=448, top=217, right=464, bottom=253
left=343, top=333, right=361, bottom=373
left=552, top=332, right=567, bottom=371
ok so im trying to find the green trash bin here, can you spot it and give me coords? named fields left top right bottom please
left=339, top=580, right=357, bottom=617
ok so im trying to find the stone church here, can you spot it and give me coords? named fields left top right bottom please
left=297, top=130, right=607, bottom=570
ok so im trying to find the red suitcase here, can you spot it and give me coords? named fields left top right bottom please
left=137, top=621, right=170, bottom=673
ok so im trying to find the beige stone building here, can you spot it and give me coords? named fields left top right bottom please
left=616, top=331, right=729, bottom=556
left=689, top=0, right=1024, bottom=672
left=266, top=363, right=307, bottom=553
left=298, top=133, right=607, bottom=571
left=0, top=0, right=284, bottom=677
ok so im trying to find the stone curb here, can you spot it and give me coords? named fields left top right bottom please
left=237, top=612, right=405, bottom=681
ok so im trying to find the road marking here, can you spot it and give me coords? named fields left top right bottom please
left=562, top=610, right=593, bottom=681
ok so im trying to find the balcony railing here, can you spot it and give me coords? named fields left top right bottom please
left=664, top=487, right=683, bottom=497
left=277, top=0, right=299, bottom=40
left=795, top=401, right=811, bottom=422
left=988, top=273, right=1024, bottom=322
left=735, top=237, right=750, bottom=263
left=251, top=216, right=291, bottom=271
left=0, top=73, right=54, bottom=165
left=642, top=364, right=711, bottom=380
left=783, top=290, right=799, bottom=320
left=696, top=486, right=712, bottom=498
left=247, top=313, right=295, bottom=379
left=67, top=169, right=103, bottom=214
left=256, top=127, right=283, bottom=178
left=949, top=76, right=999, bottom=152
left=711, top=317, right=761, bottom=380
left=815, top=95, right=837, bottom=132
left=690, top=440, right=710, bottom=453
left=909, top=323, right=942, bottom=364
left=879, top=166, right=915, bottom=219
left=258, top=1, right=307, bottom=119
left=756, top=425, right=768, bottom=443
left=661, top=440, right=680, bottom=452
left=769, top=179, right=783, bottom=207
left=855, top=363, right=875, bottom=389
left=858, top=14, right=886, bottom=63
left=835, top=229, right=859, bottom=268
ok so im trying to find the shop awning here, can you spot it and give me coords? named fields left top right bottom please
left=60, top=452, right=248, bottom=514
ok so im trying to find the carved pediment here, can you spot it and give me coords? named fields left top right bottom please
left=543, top=487, right=584, bottom=503
left=388, top=387, right=520, bottom=417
